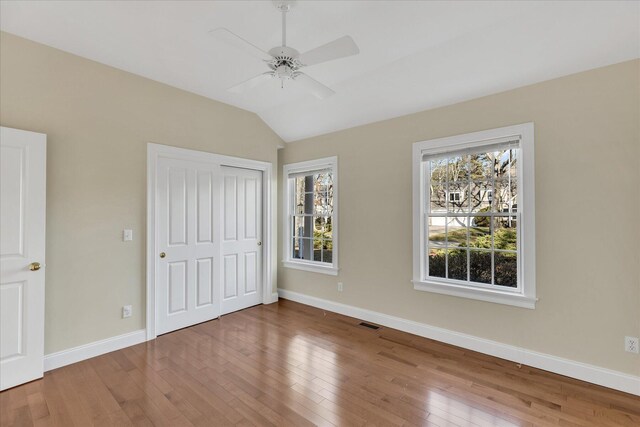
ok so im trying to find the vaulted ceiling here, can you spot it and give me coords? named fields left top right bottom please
left=1, top=1, right=638, bottom=142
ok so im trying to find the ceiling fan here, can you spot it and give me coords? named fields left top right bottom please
left=209, top=0, right=359, bottom=99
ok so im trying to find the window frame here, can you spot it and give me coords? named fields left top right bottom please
left=412, top=123, right=536, bottom=309
left=282, top=156, right=339, bottom=276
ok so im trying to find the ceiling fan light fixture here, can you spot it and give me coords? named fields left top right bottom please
left=275, top=65, right=294, bottom=80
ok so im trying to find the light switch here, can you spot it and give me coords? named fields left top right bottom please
left=123, top=229, right=133, bottom=241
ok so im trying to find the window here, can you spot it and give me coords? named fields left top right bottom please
left=412, top=123, right=536, bottom=308
left=283, top=157, right=338, bottom=275
left=449, top=191, right=462, bottom=203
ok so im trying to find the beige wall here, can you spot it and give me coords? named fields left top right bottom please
left=2, top=29, right=638, bottom=376
left=0, top=33, right=282, bottom=354
left=278, top=60, right=640, bottom=376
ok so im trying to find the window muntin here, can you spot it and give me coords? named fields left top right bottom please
left=425, top=143, right=520, bottom=290
left=283, top=157, right=338, bottom=275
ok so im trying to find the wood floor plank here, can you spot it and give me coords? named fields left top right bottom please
left=2, top=299, right=639, bottom=426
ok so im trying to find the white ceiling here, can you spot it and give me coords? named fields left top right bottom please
left=1, top=1, right=638, bottom=142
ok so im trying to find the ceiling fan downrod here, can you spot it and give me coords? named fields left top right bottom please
left=279, top=3, right=289, bottom=47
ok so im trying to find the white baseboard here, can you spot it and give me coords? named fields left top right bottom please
left=43, top=291, right=281, bottom=372
left=44, top=329, right=146, bottom=372
left=278, top=289, right=640, bottom=396
left=270, top=292, right=279, bottom=303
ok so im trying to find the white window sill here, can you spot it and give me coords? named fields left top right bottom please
left=283, top=260, right=338, bottom=276
left=413, top=279, right=537, bottom=309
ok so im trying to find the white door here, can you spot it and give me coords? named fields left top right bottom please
left=156, top=157, right=220, bottom=335
left=0, top=127, right=46, bottom=391
left=221, top=167, right=262, bottom=315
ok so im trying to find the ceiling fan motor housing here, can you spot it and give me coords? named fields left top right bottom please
left=268, top=46, right=302, bottom=79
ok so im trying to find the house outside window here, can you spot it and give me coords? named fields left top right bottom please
left=412, top=123, right=536, bottom=308
left=283, top=157, right=338, bottom=275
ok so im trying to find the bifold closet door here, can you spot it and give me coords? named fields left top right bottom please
left=156, top=158, right=220, bottom=335
left=220, top=167, right=263, bottom=315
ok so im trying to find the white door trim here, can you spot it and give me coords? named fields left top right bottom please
left=146, top=143, right=274, bottom=340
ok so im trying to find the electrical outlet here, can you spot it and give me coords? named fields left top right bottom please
left=122, top=305, right=132, bottom=318
left=337, top=282, right=343, bottom=292
left=625, top=336, right=639, bottom=353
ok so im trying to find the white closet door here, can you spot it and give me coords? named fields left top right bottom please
left=156, top=157, right=220, bottom=335
left=220, top=167, right=262, bottom=315
left=0, top=127, right=46, bottom=391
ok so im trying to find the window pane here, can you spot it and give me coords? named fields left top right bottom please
left=314, top=191, right=331, bottom=215
left=470, top=250, right=492, bottom=284
left=293, top=177, right=315, bottom=214
left=492, top=180, right=506, bottom=212
left=509, top=178, right=517, bottom=205
left=428, top=218, right=446, bottom=248
left=314, top=217, right=330, bottom=251
left=292, top=216, right=307, bottom=238
left=292, top=238, right=300, bottom=259
left=493, top=178, right=517, bottom=213
left=303, top=192, right=314, bottom=214
left=508, top=149, right=518, bottom=178
left=447, top=249, right=467, bottom=281
left=493, top=216, right=517, bottom=251
left=325, top=216, right=333, bottom=239
left=313, top=237, right=322, bottom=261
left=494, top=149, right=518, bottom=179
left=430, top=184, right=446, bottom=213
left=314, top=216, right=329, bottom=234
left=448, top=182, right=468, bottom=213
left=314, top=172, right=333, bottom=193
left=295, top=176, right=307, bottom=193
left=495, top=252, right=517, bottom=287
left=470, top=153, right=492, bottom=181
left=293, top=238, right=312, bottom=260
left=428, top=248, right=446, bottom=278
left=429, top=158, right=447, bottom=184
left=469, top=181, right=492, bottom=213
left=493, top=149, right=515, bottom=180
left=293, top=177, right=305, bottom=213
left=448, top=155, right=470, bottom=182
left=293, top=188, right=313, bottom=214
left=322, top=240, right=333, bottom=264
left=446, top=217, right=468, bottom=248
left=469, top=219, right=491, bottom=248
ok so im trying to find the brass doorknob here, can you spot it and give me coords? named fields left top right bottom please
left=29, top=262, right=41, bottom=271
left=159, top=252, right=166, bottom=258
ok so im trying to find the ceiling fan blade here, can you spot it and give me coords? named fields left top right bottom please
left=209, top=28, right=273, bottom=61
left=228, top=73, right=274, bottom=94
left=297, top=35, right=360, bottom=67
left=293, top=73, right=335, bottom=99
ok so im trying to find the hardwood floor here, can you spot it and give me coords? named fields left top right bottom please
left=1, top=299, right=639, bottom=426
